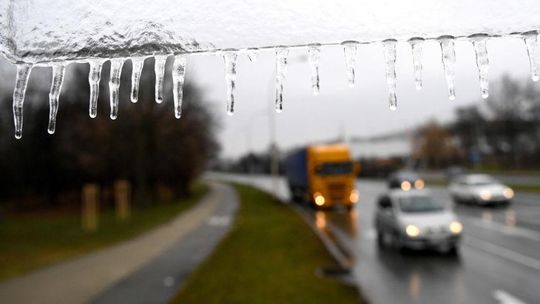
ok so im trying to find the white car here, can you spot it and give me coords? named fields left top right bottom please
left=448, top=174, right=514, bottom=205
left=375, top=190, right=463, bottom=254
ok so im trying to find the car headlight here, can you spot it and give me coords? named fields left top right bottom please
left=449, top=221, right=463, bottom=234
left=479, top=190, right=492, bottom=201
left=414, top=179, right=425, bottom=190
left=405, top=224, right=420, bottom=237
left=349, top=189, right=359, bottom=203
left=503, top=188, right=514, bottom=199
left=314, top=192, right=325, bottom=206
left=401, top=181, right=412, bottom=191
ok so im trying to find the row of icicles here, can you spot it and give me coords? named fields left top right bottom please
left=9, top=32, right=540, bottom=139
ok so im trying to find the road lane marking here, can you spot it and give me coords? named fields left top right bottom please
left=467, top=218, right=540, bottom=242
left=493, top=289, right=527, bottom=304
left=208, top=216, right=231, bottom=226
left=465, top=235, right=540, bottom=272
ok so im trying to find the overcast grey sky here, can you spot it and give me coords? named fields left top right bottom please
left=187, top=37, right=532, bottom=158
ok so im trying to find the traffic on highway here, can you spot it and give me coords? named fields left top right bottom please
left=220, top=169, right=540, bottom=304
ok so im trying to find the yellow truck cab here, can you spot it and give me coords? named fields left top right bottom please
left=285, top=144, right=359, bottom=209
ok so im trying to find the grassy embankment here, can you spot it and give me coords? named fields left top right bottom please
left=0, top=183, right=208, bottom=282
left=171, top=184, right=360, bottom=304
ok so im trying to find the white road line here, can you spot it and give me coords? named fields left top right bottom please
left=467, top=218, right=540, bottom=242
left=465, top=235, right=540, bottom=272
left=493, top=289, right=527, bottom=304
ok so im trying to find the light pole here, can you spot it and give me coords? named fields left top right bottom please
left=268, top=54, right=308, bottom=194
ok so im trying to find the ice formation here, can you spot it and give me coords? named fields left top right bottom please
left=4, top=30, right=540, bottom=137
left=274, top=47, right=289, bottom=113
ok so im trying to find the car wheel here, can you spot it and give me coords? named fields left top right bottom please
left=391, top=231, right=404, bottom=251
left=445, top=245, right=459, bottom=256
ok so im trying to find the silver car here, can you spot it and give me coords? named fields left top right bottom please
left=448, top=174, right=514, bottom=205
left=375, top=190, right=463, bottom=253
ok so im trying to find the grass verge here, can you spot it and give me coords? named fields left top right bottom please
left=0, top=183, right=208, bottom=282
left=170, top=184, right=359, bottom=304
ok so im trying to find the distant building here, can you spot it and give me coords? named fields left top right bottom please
left=348, top=130, right=413, bottom=159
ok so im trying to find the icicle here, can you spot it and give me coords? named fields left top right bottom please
left=439, top=36, right=457, bottom=100
left=471, top=35, right=490, bottom=99
left=154, top=55, right=167, bottom=103
left=130, top=57, right=145, bottom=103
left=88, top=60, right=104, bottom=118
left=522, top=31, right=540, bottom=82
left=222, top=51, right=238, bottom=116
left=383, top=40, right=398, bottom=111
left=47, top=64, right=66, bottom=134
left=408, top=38, right=424, bottom=90
left=307, top=44, right=321, bottom=95
left=274, top=47, right=289, bottom=113
left=246, top=48, right=260, bottom=62
left=172, top=55, right=187, bottom=119
left=341, top=41, right=359, bottom=87
left=12, top=64, right=32, bottom=139
left=109, top=59, right=124, bottom=120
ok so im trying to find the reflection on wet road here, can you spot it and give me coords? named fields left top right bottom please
left=211, top=174, right=540, bottom=304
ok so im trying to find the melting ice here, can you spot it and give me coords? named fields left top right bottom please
left=383, top=40, right=398, bottom=111
left=408, top=38, right=424, bottom=90
left=523, top=31, right=540, bottom=82
left=439, top=36, right=457, bottom=100
left=471, top=35, right=490, bottom=99
left=48, top=64, right=66, bottom=134
left=109, top=59, right=124, bottom=120
left=12, top=64, right=32, bottom=139
left=154, top=55, right=167, bottom=103
left=172, top=55, right=187, bottom=119
left=307, top=44, right=321, bottom=95
left=130, top=57, right=145, bottom=103
left=88, top=60, right=104, bottom=118
left=342, top=41, right=358, bottom=87
left=222, top=51, right=238, bottom=116
left=275, top=47, right=289, bottom=113
left=8, top=31, right=540, bottom=139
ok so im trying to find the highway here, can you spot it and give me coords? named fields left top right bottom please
left=213, top=174, right=540, bottom=304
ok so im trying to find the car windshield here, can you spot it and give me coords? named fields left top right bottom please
left=316, top=162, right=353, bottom=175
left=396, top=173, right=419, bottom=180
left=465, top=176, right=498, bottom=185
left=398, top=195, right=445, bottom=213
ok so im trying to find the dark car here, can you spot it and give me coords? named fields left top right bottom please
left=388, top=171, right=425, bottom=191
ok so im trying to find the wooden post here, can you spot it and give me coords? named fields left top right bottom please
left=82, top=184, right=99, bottom=232
left=114, top=180, right=131, bottom=221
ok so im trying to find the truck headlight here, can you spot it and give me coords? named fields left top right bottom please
left=449, top=221, right=463, bottom=234
left=349, top=189, right=359, bottom=203
left=414, top=179, right=425, bottom=190
left=503, top=188, right=514, bottom=199
left=314, top=192, right=325, bottom=206
left=401, top=181, right=412, bottom=191
left=405, top=225, right=420, bottom=237
left=479, top=190, right=492, bottom=201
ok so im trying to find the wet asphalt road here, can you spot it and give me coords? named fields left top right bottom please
left=214, top=174, right=540, bottom=304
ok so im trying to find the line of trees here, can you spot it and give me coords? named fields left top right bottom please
left=0, top=58, right=220, bottom=209
left=413, top=75, right=540, bottom=169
